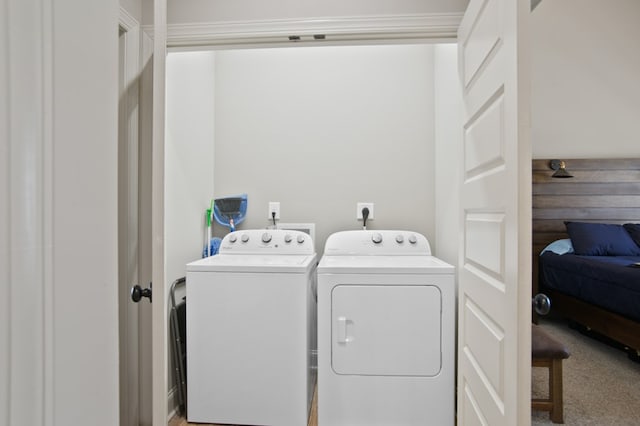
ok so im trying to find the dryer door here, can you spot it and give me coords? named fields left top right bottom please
left=331, top=284, right=441, bottom=376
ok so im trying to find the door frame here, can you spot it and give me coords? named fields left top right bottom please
left=150, top=5, right=531, bottom=424
left=152, top=0, right=168, bottom=424
left=164, top=13, right=462, bottom=49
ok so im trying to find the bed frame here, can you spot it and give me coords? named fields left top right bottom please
left=532, top=158, right=640, bottom=354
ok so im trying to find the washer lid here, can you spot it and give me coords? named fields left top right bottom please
left=318, top=255, right=454, bottom=274
left=187, top=253, right=317, bottom=273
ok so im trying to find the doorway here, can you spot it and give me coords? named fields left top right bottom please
left=156, top=2, right=529, bottom=422
left=164, top=42, right=463, bottom=424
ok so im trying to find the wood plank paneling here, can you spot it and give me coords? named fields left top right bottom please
left=533, top=182, right=640, bottom=196
left=532, top=158, right=640, bottom=242
left=533, top=158, right=640, bottom=171
left=533, top=170, right=640, bottom=183
left=534, top=195, right=640, bottom=209
left=534, top=208, right=640, bottom=221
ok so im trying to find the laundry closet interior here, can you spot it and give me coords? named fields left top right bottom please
left=162, top=37, right=465, bottom=426
left=164, top=42, right=463, bottom=282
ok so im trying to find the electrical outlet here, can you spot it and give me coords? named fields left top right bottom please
left=269, top=202, right=280, bottom=220
left=356, top=202, right=374, bottom=220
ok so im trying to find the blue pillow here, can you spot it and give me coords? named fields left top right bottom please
left=540, top=239, right=574, bottom=255
left=565, top=221, right=640, bottom=256
left=623, top=223, right=640, bottom=248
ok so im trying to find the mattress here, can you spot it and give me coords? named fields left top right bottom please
left=539, top=252, right=640, bottom=322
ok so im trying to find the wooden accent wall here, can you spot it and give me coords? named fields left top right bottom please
left=532, top=158, right=640, bottom=295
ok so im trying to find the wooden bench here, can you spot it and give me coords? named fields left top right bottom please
left=532, top=324, right=571, bottom=423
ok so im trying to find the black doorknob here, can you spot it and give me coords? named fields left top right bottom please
left=532, top=293, right=551, bottom=315
left=131, top=283, right=152, bottom=303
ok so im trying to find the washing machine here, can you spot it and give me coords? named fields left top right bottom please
left=186, top=229, right=317, bottom=426
left=317, top=230, right=455, bottom=426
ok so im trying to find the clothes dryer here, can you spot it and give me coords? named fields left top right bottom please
left=186, top=229, right=317, bottom=426
left=317, top=230, right=455, bottom=426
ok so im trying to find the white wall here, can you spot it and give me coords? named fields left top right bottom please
left=164, top=50, right=216, bottom=417
left=2, top=0, right=120, bottom=425
left=165, top=51, right=216, bottom=280
left=53, top=0, right=120, bottom=422
left=212, top=44, right=436, bottom=254
left=434, top=44, right=462, bottom=268
left=164, top=0, right=469, bottom=25
left=531, top=0, right=640, bottom=158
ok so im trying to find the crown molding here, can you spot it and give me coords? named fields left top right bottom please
left=119, top=6, right=139, bottom=31
left=143, top=13, right=462, bottom=48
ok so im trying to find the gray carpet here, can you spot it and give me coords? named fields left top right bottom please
left=532, top=316, right=640, bottom=425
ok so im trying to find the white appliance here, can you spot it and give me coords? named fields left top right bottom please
left=317, top=230, right=455, bottom=426
left=186, top=229, right=317, bottom=426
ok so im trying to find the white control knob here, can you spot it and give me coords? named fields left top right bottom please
left=262, top=232, right=272, bottom=243
left=284, top=234, right=293, bottom=243
left=297, top=234, right=305, bottom=244
left=241, top=234, right=250, bottom=243
left=372, top=233, right=383, bottom=244
left=395, top=234, right=404, bottom=244
left=228, top=234, right=237, bottom=243
left=408, top=234, right=417, bottom=244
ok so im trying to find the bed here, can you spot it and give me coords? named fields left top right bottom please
left=532, top=158, right=640, bottom=356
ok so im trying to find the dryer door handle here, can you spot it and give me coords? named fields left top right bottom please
left=336, top=316, right=353, bottom=344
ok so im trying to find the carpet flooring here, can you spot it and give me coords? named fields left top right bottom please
left=532, top=316, right=640, bottom=425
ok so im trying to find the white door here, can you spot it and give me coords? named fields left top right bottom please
left=331, top=285, right=442, bottom=376
left=118, top=24, right=139, bottom=426
left=119, top=9, right=147, bottom=425
left=456, top=0, right=531, bottom=425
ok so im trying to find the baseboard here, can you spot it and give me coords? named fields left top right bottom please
left=167, top=385, right=178, bottom=422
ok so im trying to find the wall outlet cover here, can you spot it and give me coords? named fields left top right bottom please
left=269, top=201, right=280, bottom=220
left=356, top=202, right=374, bottom=220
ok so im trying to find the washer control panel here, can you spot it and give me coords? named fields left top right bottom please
left=324, top=230, right=431, bottom=256
left=220, top=229, right=314, bottom=255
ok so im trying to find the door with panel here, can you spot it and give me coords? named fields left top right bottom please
left=456, top=0, right=531, bottom=424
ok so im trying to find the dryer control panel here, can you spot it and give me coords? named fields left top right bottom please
left=323, top=230, right=431, bottom=256
left=220, top=229, right=314, bottom=255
